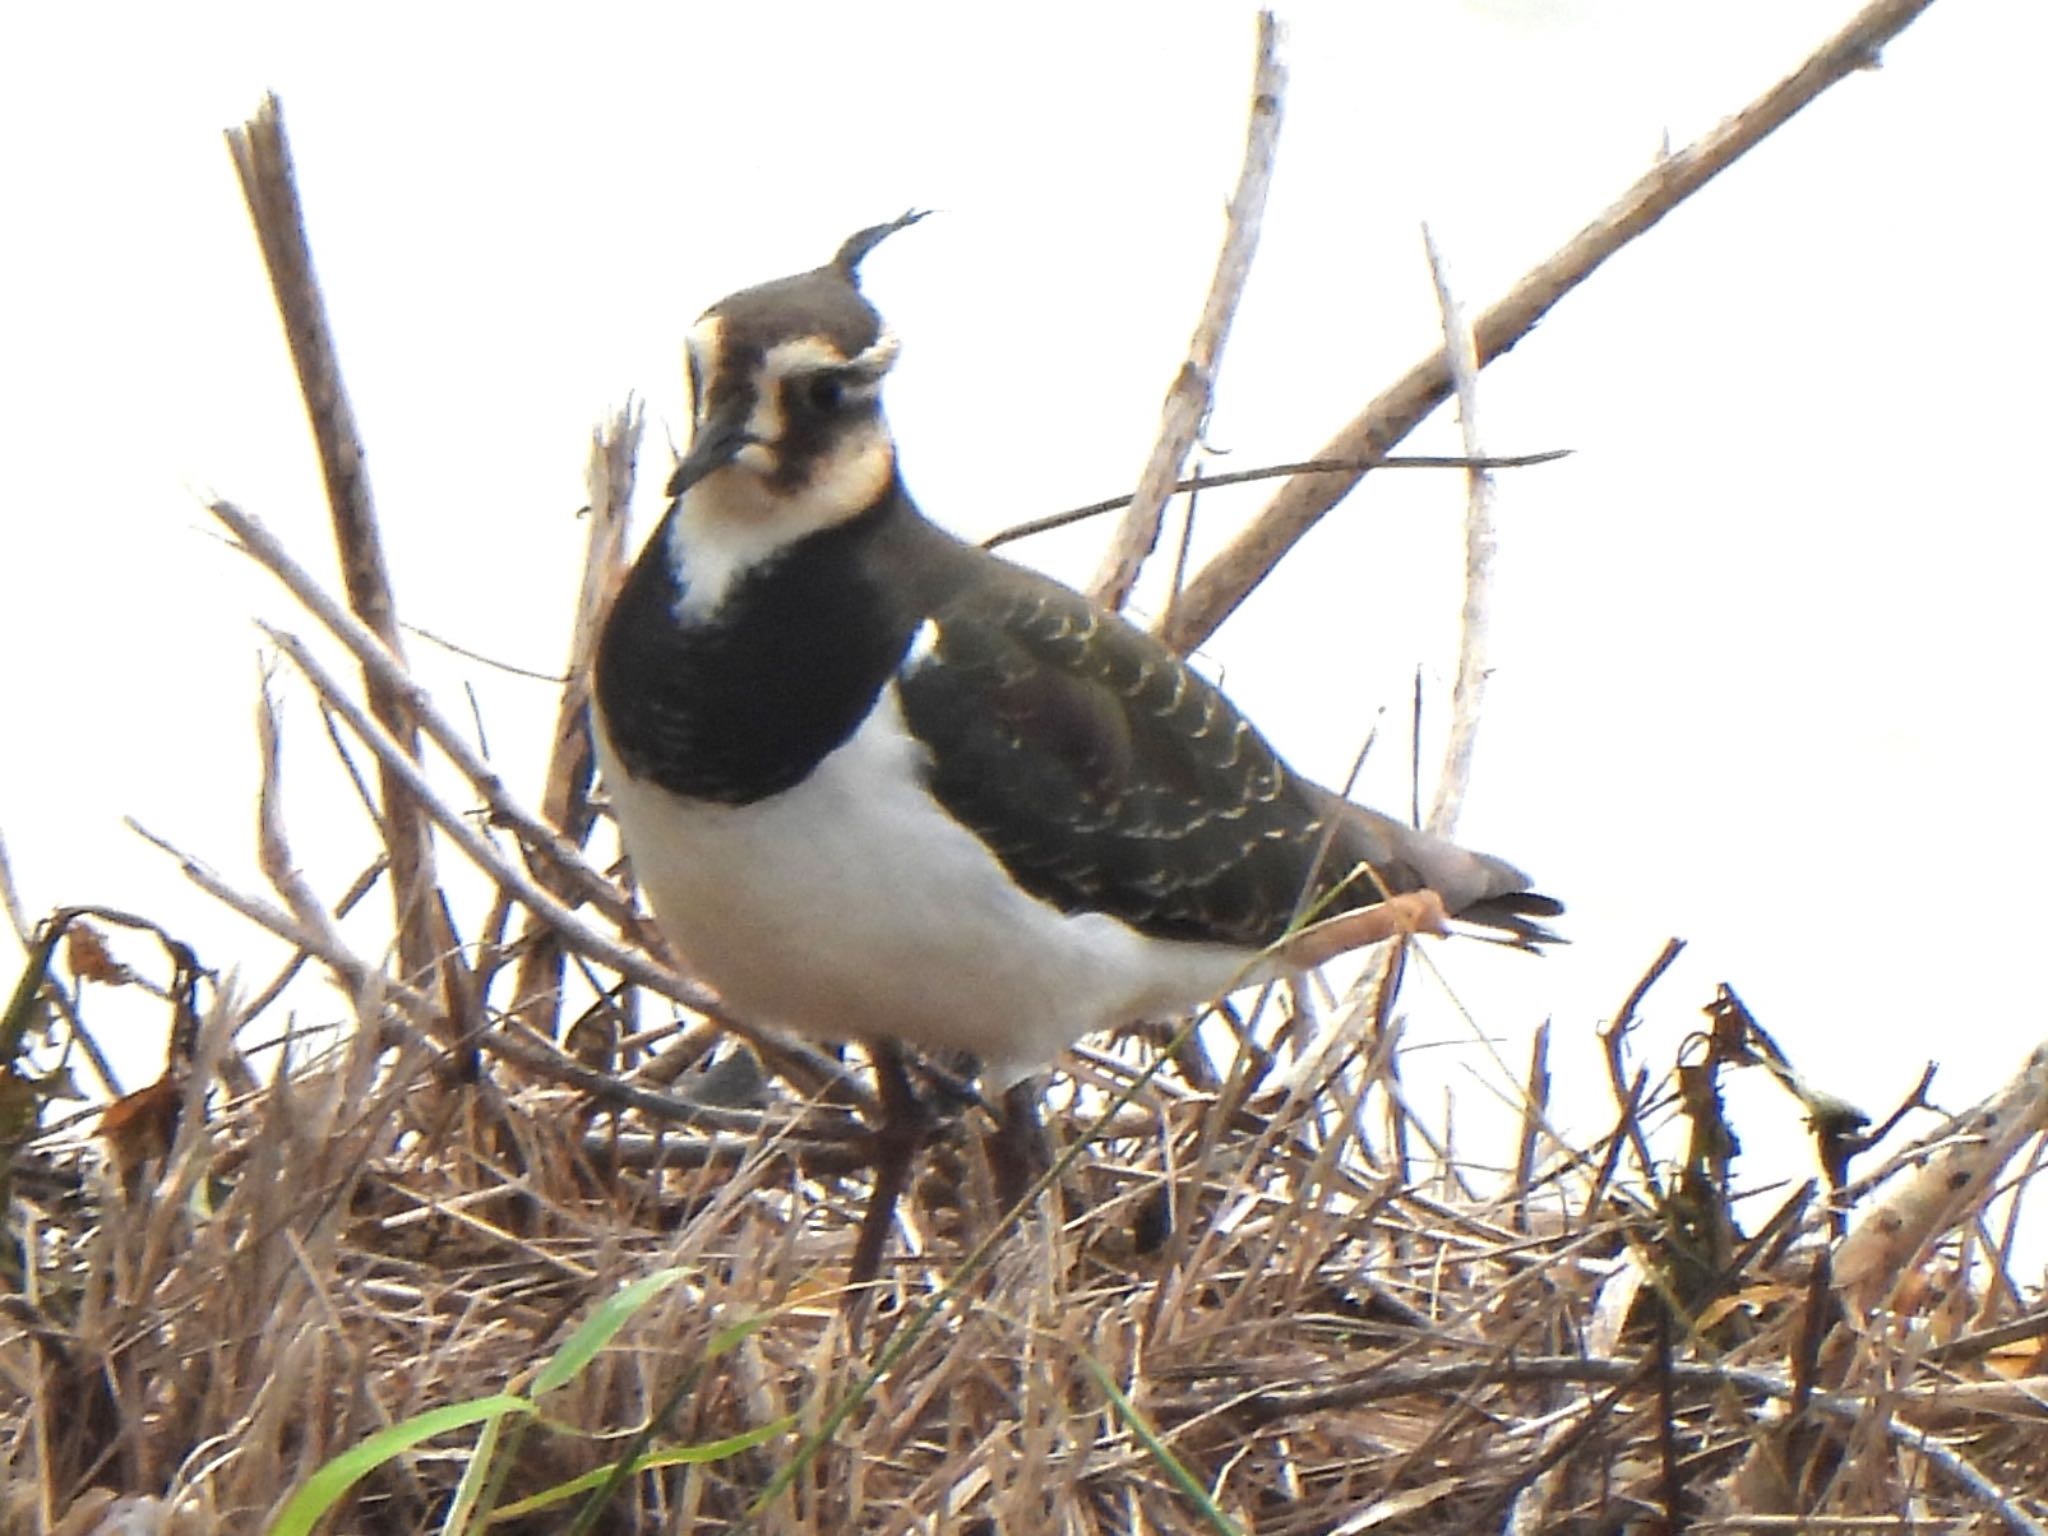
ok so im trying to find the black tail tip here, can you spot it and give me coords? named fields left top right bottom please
left=1462, top=891, right=1566, bottom=950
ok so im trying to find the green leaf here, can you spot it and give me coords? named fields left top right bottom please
left=532, top=1267, right=689, bottom=1397
left=266, top=1396, right=535, bottom=1536
left=484, top=1416, right=796, bottom=1523
left=1082, top=1354, right=1245, bottom=1536
left=435, top=1404, right=513, bottom=1536
left=703, top=1306, right=780, bottom=1360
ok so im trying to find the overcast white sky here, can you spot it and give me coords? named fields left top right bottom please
left=3, top=2, right=2041, bottom=1245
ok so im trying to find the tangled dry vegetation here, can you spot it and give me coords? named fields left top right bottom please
left=8, top=2, right=2048, bottom=1532
left=9, top=908, right=2048, bottom=1535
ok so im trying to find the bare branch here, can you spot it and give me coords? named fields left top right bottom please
left=128, top=817, right=440, bottom=1057
left=1250, top=1354, right=2048, bottom=1536
left=254, top=679, right=355, bottom=1012
left=236, top=856, right=385, bottom=1031
left=1835, top=1038, right=2048, bottom=1308
left=208, top=499, right=641, bottom=938
left=0, top=832, right=30, bottom=951
left=258, top=624, right=792, bottom=1064
left=504, top=404, right=642, bottom=1036
left=1601, top=938, right=1687, bottom=1198
left=224, top=94, right=452, bottom=1000
left=1421, top=227, right=1495, bottom=839
left=1158, top=0, right=1941, bottom=653
left=982, top=450, right=1567, bottom=551
left=1087, top=11, right=1285, bottom=611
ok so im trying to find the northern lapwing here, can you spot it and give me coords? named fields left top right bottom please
left=592, top=213, right=1560, bottom=1292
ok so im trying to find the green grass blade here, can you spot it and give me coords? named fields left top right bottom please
left=1081, top=1354, right=1245, bottom=1536
left=484, top=1415, right=797, bottom=1523
left=533, top=1267, right=689, bottom=1396
left=702, top=1306, right=780, bottom=1360
left=266, top=1395, right=535, bottom=1536
left=435, top=1407, right=511, bottom=1536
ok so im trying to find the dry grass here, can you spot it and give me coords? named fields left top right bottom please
left=10, top=5, right=2047, bottom=1531
left=7, top=942, right=2048, bottom=1534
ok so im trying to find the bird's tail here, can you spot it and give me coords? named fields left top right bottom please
left=1332, top=798, right=1566, bottom=950
left=1453, top=888, right=1566, bottom=949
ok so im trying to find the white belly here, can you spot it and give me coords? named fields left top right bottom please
left=594, top=686, right=1256, bottom=1089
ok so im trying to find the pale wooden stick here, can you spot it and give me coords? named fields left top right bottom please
left=504, top=405, right=641, bottom=1035
left=1835, top=1040, right=2048, bottom=1309
left=135, top=815, right=848, bottom=1124
left=0, top=832, right=29, bottom=950
left=1420, top=226, right=1493, bottom=840
left=1158, top=0, right=1941, bottom=654
left=255, top=677, right=408, bottom=1109
left=984, top=450, right=1568, bottom=551
left=1088, top=10, right=1285, bottom=612
left=129, top=817, right=439, bottom=1055
left=224, top=95, right=449, bottom=1000
left=258, top=624, right=817, bottom=1072
left=209, top=498, right=640, bottom=936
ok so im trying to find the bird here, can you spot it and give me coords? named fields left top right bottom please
left=591, top=212, right=1560, bottom=1289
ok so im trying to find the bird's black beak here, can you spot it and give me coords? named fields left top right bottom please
left=666, top=398, right=757, bottom=498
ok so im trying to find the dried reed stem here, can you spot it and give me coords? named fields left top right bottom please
left=1158, top=0, right=1942, bottom=653
left=1836, top=1039, right=2048, bottom=1307
left=504, top=404, right=642, bottom=1036
left=1088, top=10, right=1285, bottom=612
left=1420, top=226, right=1494, bottom=840
left=224, top=95, right=453, bottom=1009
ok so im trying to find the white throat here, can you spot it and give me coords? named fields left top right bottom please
left=666, top=420, right=894, bottom=622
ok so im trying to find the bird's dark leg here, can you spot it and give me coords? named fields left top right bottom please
left=847, top=1041, right=923, bottom=1301
left=985, top=1078, right=1054, bottom=1216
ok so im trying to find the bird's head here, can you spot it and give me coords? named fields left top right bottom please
left=668, top=211, right=926, bottom=532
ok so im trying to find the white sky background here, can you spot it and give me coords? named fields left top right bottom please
left=3, top=2, right=2042, bottom=1250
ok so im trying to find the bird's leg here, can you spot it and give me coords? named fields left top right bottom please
left=847, top=1040, right=924, bottom=1301
left=985, top=1078, right=1054, bottom=1216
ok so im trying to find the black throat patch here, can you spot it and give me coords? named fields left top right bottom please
left=594, top=496, right=916, bottom=805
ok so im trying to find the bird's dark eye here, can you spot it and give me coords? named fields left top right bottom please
left=804, top=372, right=846, bottom=414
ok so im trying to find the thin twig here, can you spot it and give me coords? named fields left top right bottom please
left=398, top=623, right=567, bottom=684
left=0, top=832, right=31, bottom=950
left=315, top=696, right=387, bottom=833
left=1836, top=1038, right=2048, bottom=1307
left=224, top=94, right=450, bottom=1001
left=981, top=450, right=1568, bottom=551
left=254, top=679, right=359, bottom=1025
left=236, top=857, right=387, bottom=1030
left=1158, top=0, right=1942, bottom=653
left=127, top=818, right=440, bottom=1056
left=1240, top=1355, right=2048, bottom=1536
left=1602, top=938, right=1686, bottom=1197
left=503, top=405, right=642, bottom=1037
left=1410, top=665, right=1424, bottom=831
left=1514, top=1021, right=1553, bottom=1226
left=1088, top=11, right=1285, bottom=611
left=209, top=499, right=641, bottom=938
left=1420, top=226, right=1494, bottom=840
left=258, top=623, right=822, bottom=1077
left=1167, top=466, right=1203, bottom=611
